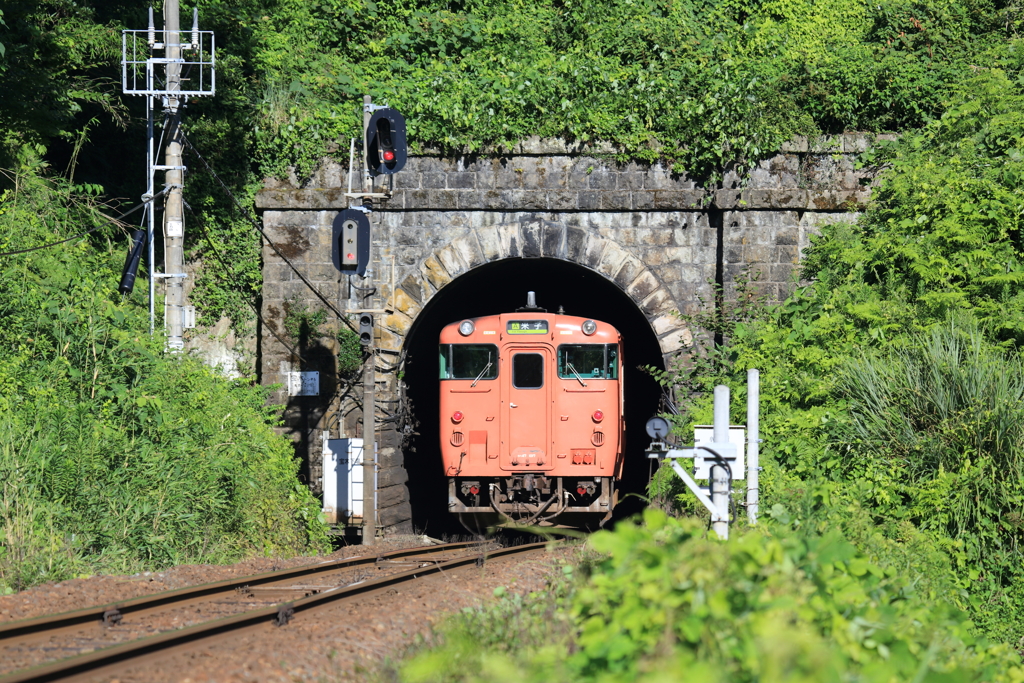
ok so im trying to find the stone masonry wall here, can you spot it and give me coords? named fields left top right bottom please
left=255, top=134, right=882, bottom=535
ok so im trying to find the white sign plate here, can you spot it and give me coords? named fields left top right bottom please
left=287, top=371, right=319, bottom=396
left=693, top=426, right=745, bottom=479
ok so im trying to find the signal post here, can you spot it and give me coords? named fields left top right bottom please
left=333, top=95, right=407, bottom=544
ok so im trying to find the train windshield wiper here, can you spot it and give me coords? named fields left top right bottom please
left=566, top=362, right=587, bottom=387
left=471, top=355, right=493, bottom=387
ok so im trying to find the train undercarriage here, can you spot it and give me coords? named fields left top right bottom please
left=448, top=475, right=615, bottom=526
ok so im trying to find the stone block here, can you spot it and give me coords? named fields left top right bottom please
left=617, top=163, right=645, bottom=191
left=448, top=172, right=477, bottom=189
left=547, top=190, right=577, bottom=210
left=650, top=312, right=683, bottom=336
left=497, top=222, right=522, bottom=258
left=582, top=233, right=606, bottom=271
left=773, top=245, right=800, bottom=263
left=378, top=501, right=412, bottom=529
left=646, top=162, right=693, bottom=191
left=779, top=135, right=809, bottom=153
left=566, top=226, right=588, bottom=263
left=515, top=136, right=570, bottom=154
left=475, top=224, right=503, bottom=261
left=436, top=242, right=470, bottom=278
left=392, top=287, right=422, bottom=319
left=613, top=254, right=644, bottom=291
left=595, top=241, right=629, bottom=280
left=632, top=192, right=654, bottom=210
left=578, top=191, right=600, bottom=211
left=452, top=232, right=487, bottom=269
left=377, top=483, right=407, bottom=509
left=421, top=254, right=452, bottom=292
left=569, top=158, right=600, bottom=188
left=713, top=190, right=740, bottom=209
left=653, top=190, right=703, bottom=210
left=588, top=167, right=617, bottom=190
left=421, top=172, right=446, bottom=189
left=775, top=228, right=799, bottom=246
left=659, top=327, right=694, bottom=354
left=843, top=133, right=870, bottom=154
left=641, top=286, right=676, bottom=318
left=378, top=465, right=410, bottom=488
left=541, top=221, right=565, bottom=258
left=381, top=310, right=414, bottom=336
left=626, top=269, right=660, bottom=302
left=521, top=220, right=542, bottom=257
left=743, top=189, right=808, bottom=209
left=603, top=191, right=631, bottom=211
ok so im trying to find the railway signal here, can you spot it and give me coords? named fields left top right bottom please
left=331, top=208, right=370, bottom=276
left=358, top=313, right=374, bottom=346
left=365, top=108, right=407, bottom=176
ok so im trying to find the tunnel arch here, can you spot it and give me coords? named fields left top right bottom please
left=384, top=220, right=693, bottom=533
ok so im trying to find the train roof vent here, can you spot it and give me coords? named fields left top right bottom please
left=516, top=291, right=547, bottom=312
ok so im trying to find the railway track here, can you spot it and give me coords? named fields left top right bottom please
left=0, top=540, right=548, bottom=683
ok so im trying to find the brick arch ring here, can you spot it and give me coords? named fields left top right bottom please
left=379, top=219, right=693, bottom=358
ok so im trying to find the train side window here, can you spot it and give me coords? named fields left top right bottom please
left=558, top=344, right=618, bottom=379
left=439, top=344, right=499, bottom=380
left=512, top=353, right=544, bottom=389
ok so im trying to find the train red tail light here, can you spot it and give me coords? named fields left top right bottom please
left=452, top=411, right=464, bottom=423
left=469, top=485, right=480, bottom=495
left=593, top=410, right=604, bottom=423
left=577, top=487, right=587, bottom=496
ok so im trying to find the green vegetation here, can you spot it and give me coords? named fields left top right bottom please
left=0, top=155, right=328, bottom=593
left=391, top=513, right=1024, bottom=682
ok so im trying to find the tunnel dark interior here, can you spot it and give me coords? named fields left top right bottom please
left=401, top=257, right=665, bottom=535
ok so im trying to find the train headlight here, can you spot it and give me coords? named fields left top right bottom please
left=459, top=320, right=475, bottom=336
left=581, top=320, right=597, bottom=335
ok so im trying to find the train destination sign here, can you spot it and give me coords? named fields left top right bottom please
left=507, top=320, right=549, bottom=334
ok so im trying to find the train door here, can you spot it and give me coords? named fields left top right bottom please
left=501, top=346, right=552, bottom=470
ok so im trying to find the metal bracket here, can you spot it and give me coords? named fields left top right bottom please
left=153, top=165, right=187, bottom=171
left=648, top=446, right=730, bottom=522
left=364, top=102, right=388, bottom=114
left=154, top=272, right=188, bottom=278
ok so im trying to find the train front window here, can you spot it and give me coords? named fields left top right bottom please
left=512, top=353, right=544, bottom=389
left=439, top=344, right=499, bottom=381
left=558, top=344, right=619, bottom=380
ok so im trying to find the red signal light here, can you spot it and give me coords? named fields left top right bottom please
left=593, top=410, right=604, bottom=423
left=469, top=485, right=479, bottom=495
left=383, top=150, right=396, bottom=162
left=577, top=487, right=587, bottom=496
left=452, top=411, right=464, bottom=423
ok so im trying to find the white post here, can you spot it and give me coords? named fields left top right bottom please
left=747, top=369, right=760, bottom=525
left=711, top=385, right=730, bottom=539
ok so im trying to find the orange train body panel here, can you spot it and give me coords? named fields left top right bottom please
left=439, top=311, right=625, bottom=523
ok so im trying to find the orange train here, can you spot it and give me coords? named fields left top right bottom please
left=439, top=293, right=624, bottom=526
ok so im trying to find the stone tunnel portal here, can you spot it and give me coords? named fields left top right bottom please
left=401, top=257, right=665, bottom=535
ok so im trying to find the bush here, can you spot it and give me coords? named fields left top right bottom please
left=0, top=160, right=328, bottom=592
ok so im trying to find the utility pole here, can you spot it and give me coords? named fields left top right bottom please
left=121, top=5, right=213, bottom=341
left=163, top=0, right=185, bottom=351
left=361, top=94, right=377, bottom=544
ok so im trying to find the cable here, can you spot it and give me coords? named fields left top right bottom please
left=0, top=188, right=168, bottom=257
left=179, top=132, right=357, bottom=333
